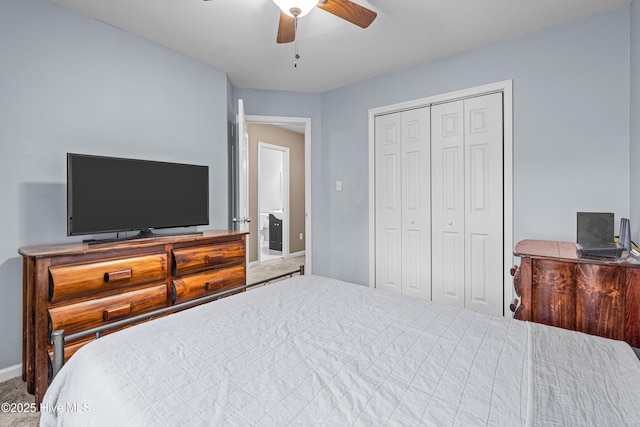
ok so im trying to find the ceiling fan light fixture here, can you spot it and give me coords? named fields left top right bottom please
left=273, top=0, right=319, bottom=17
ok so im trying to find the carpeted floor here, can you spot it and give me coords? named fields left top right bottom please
left=0, top=376, right=39, bottom=427
left=247, top=255, right=305, bottom=285
left=0, top=255, right=304, bottom=427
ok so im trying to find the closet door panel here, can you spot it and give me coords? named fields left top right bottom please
left=442, top=231, right=464, bottom=299
left=464, top=93, right=504, bottom=315
left=469, top=233, right=490, bottom=304
left=375, top=113, right=402, bottom=293
left=401, top=108, right=431, bottom=300
left=431, top=101, right=465, bottom=307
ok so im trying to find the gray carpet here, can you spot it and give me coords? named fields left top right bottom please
left=0, top=377, right=39, bottom=427
left=247, top=255, right=305, bottom=285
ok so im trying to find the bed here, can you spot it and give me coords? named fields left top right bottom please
left=40, top=275, right=640, bottom=426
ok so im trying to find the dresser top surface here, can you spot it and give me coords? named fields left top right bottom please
left=515, top=239, right=640, bottom=266
left=19, top=229, right=247, bottom=258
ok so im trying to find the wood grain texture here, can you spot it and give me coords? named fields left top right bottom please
left=514, top=240, right=562, bottom=258
left=317, top=0, right=377, bottom=28
left=276, top=12, right=295, bottom=44
left=18, top=230, right=246, bottom=258
left=532, top=259, right=576, bottom=330
left=173, top=241, right=245, bottom=275
left=24, top=258, right=36, bottom=394
left=49, top=254, right=167, bottom=303
left=576, top=264, right=624, bottom=340
left=173, top=265, right=245, bottom=304
left=626, top=269, right=640, bottom=347
left=514, top=239, right=579, bottom=261
left=576, top=263, right=626, bottom=340
left=48, top=284, right=166, bottom=337
left=514, top=258, right=532, bottom=321
left=34, top=258, right=51, bottom=405
left=102, top=303, right=132, bottom=321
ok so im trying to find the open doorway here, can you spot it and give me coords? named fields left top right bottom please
left=257, top=142, right=290, bottom=263
left=243, top=115, right=311, bottom=276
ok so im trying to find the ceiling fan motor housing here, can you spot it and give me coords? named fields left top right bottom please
left=275, top=0, right=377, bottom=44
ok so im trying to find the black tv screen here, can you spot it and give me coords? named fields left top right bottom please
left=67, top=153, right=209, bottom=236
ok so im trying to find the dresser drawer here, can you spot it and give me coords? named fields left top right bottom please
left=173, top=241, right=245, bottom=275
left=173, top=265, right=245, bottom=304
left=48, top=283, right=167, bottom=338
left=49, top=254, right=167, bottom=303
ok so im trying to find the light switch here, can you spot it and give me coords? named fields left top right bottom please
left=336, top=180, right=342, bottom=191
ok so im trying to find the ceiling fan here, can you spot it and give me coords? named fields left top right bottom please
left=273, top=0, right=377, bottom=44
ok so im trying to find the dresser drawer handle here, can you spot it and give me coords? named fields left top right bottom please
left=104, top=269, right=132, bottom=283
left=203, top=255, right=223, bottom=265
left=510, top=265, right=519, bottom=277
left=103, top=304, right=132, bottom=321
left=205, top=280, right=225, bottom=291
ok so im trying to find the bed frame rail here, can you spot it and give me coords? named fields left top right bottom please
left=51, top=265, right=305, bottom=379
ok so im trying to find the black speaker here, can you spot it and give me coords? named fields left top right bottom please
left=577, top=212, right=614, bottom=244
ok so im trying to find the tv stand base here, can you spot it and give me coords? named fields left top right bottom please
left=84, top=229, right=204, bottom=246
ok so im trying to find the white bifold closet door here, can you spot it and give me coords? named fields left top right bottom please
left=375, top=107, right=431, bottom=300
left=431, top=93, right=503, bottom=315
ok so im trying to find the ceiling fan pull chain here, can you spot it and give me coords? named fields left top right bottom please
left=294, top=17, right=300, bottom=67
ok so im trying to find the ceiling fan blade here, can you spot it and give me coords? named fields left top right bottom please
left=277, top=12, right=296, bottom=44
left=317, top=0, right=377, bottom=28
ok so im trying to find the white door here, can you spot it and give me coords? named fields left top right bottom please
left=375, top=113, right=402, bottom=293
left=235, top=100, right=250, bottom=265
left=375, top=107, right=430, bottom=299
left=400, top=108, right=431, bottom=299
left=463, top=93, right=503, bottom=314
left=431, top=100, right=465, bottom=307
left=431, top=93, right=503, bottom=315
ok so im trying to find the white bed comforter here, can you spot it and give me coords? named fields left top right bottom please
left=41, top=275, right=640, bottom=426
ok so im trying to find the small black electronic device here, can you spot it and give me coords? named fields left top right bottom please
left=575, top=212, right=623, bottom=258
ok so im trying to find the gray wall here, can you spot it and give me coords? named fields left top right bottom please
left=240, top=6, right=632, bottom=286
left=0, top=0, right=229, bottom=370
left=632, top=0, right=640, bottom=244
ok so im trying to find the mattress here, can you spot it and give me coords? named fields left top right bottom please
left=40, top=275, right=640, bottom=426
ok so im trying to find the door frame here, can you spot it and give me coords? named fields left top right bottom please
left=245, top=114, right=312, bottom=274
left=235, top=99, right=250, bottom=269
left=257, top=142, right=291, bottom=263
left=367, top=80, right=513, bottom=316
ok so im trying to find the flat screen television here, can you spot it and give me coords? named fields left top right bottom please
left=67, top=153, right=209, bottom=239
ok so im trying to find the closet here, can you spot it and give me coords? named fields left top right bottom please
left=374, top=92, right=504, bottom=316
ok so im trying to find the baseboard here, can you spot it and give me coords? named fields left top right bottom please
left=289, top=250, right=306, bottom=258
left=0, top=364, right=22, bottom=383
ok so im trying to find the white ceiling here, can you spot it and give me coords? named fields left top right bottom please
left=50, top=0, right=629, bottom=93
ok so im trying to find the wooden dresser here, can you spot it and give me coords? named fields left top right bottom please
left=20, top=230, right=246, bottom=404
left=511, top=239, right=640, bottom=348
